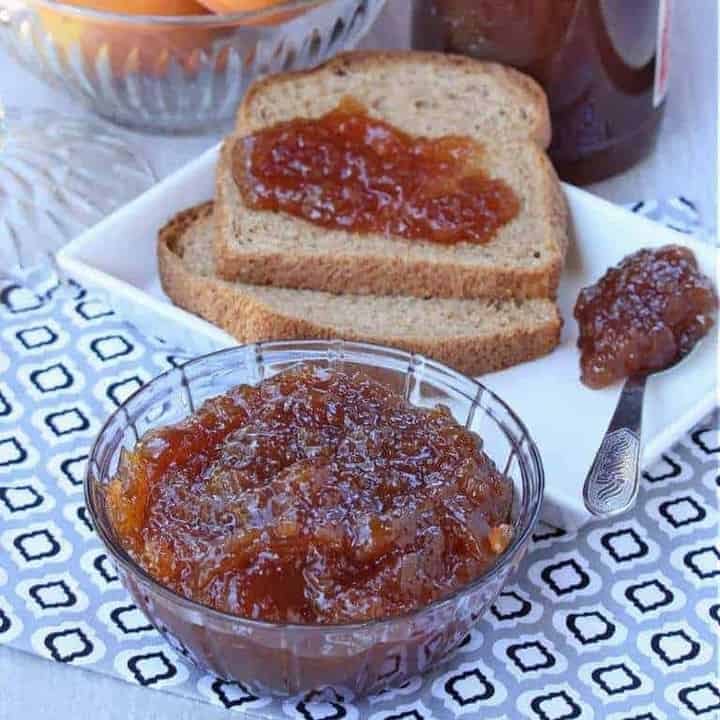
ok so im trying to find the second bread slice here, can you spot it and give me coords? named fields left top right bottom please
left=159, top=202, right=563, bottom=377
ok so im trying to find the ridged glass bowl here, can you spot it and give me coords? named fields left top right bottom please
left=0, top=0, right=385, bottom=132
left=85, top=340, right=544, bottom=696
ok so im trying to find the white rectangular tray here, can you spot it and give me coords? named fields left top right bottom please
left=57, top=144, right=718, bottom=529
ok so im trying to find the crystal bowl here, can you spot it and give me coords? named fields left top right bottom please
left=85, top=340, right=544, bottom=696
left=0, top=0, right=385, bottom=132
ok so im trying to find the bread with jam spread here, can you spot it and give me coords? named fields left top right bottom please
left=213, top=51, right=568, bottom=300
left=158, top=202, right=562, bottom=376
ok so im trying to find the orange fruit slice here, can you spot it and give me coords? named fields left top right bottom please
left=196, top=0, right=286, bottom=11
left=58, top=0, right=210, bottom=15
left=196, top=0, right=310, bottom=23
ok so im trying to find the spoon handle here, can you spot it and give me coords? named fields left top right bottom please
left=583, top=374, right=647, bottom=518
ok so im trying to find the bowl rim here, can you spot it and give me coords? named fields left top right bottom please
left=85, top=339, right=545, bottom=632
left=22, top=0, right=340, bottom=25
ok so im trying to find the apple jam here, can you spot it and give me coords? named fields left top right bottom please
left=106, top=365, right=514, bottom=623
left=574, top=245, right=717, bottom=388
left=232, top=100, right=519, bottom=245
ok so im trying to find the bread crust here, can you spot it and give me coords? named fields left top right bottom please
left=159, top=203, right=562, bottom=377
left=237, top=50, right=552, bottom=148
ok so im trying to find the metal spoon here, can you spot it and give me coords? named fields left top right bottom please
left=582, top=351, right=696, bottom=519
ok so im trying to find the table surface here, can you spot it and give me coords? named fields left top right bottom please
left=0, top=1, right=717, bottom=718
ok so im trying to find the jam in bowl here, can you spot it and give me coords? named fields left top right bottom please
left=86, top=341, right=544, bottom=696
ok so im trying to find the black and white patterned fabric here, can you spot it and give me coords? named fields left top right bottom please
left=626, top=196, right=715, bottom=244
left=0, top=198, right=717, bottom=718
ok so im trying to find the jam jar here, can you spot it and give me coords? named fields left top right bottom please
left=411, top=0, right=672, bottom=184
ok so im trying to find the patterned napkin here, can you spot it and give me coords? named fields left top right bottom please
left=0, top=199, right=718, bottom=719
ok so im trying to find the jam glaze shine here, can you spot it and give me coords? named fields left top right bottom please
left=107, top=366, right=514, bottom=624
left=233, top=99, right=520, bottom=245
left=574, top=245, right=717, bottom=389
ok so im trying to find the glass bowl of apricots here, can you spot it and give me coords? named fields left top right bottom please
left=0, top=0, right=385, bottom=131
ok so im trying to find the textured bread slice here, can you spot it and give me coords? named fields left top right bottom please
left=214, top=51, right=568, bottom=301
left=236, top=51, right=552, bottom=145
left=159, top=203, right=562, bottom=376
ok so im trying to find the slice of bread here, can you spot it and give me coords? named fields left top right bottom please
left=236, top=51, right=551, bottom=144
left=158, top=202, right=562, bottom=377
left=214, top=51, right=568, bottom=301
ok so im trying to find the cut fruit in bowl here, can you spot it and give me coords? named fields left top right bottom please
left=58, top=0, right=211, bottom=14
left=196, top=0, right=318, bottom=24
left=35, top=0, right=220, bottom=79
left=197, top=0, right=290, bottom=10
left=2, top=0, right=386, bottom=131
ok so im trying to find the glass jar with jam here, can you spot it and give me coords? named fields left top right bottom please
left=411, top=0, right=672, bottom=185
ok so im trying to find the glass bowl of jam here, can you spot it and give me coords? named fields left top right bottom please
left=0, top=0, right=384, bottom=132
left=85, top=340, right=544, bottom=696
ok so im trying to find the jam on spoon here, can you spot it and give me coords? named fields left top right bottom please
left=577, top=245, right=716, bottom=518
left=574, top=245, right=717, bottom=389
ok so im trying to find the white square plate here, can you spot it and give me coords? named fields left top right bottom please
left=57, top=144, right=718, bottom=529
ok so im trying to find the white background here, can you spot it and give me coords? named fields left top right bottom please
left=0, top=1, right=717, bottom=718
